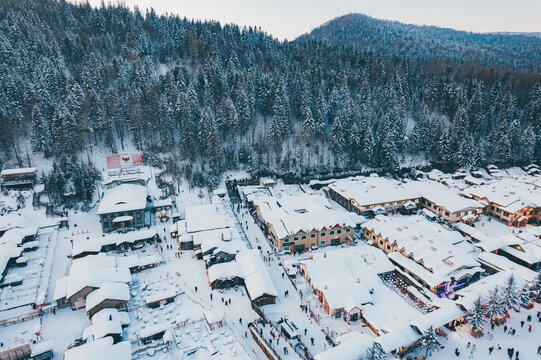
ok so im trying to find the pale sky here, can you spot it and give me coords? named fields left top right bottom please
left=79, top=0, right=541, bottom=41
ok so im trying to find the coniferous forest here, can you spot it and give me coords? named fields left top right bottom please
left=1, top=0, right=541, bottom=189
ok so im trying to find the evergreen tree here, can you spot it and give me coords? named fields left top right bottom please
left=467, top=295, right=487, bottom=333
left=501, top=274, right=519, bottom=313
left=485, top=286, right=505, bottom=325
left=419, top=326, right=442, bottom=358
left=530, top=273, right=541, bottom=302
left=363, top=344, right=386, bottom=360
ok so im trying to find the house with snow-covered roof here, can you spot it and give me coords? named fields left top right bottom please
left=97, top=184, right=148, bottom=232
left=299, top=245, right=394, bottom=319
left=206, top=250, right=277, bottom=306
left=327, top=176, right=421, bottom=216
left=86, top=281, right=130, bottom=318
left=0, top=167, right=37, bottom=189
left=71, top=228, right=157, bottom=258
left=362, top=215, right=482, bottom=295
left=240, top=185, right=360, bottom=253
left=404, top=180, right=484, bottom=224
left=463, top=179, right=541, bottom=227
left=53, top=254, right=131, bottom=310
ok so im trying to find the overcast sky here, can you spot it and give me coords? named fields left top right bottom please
left=78, top=0, right=541, bottom=41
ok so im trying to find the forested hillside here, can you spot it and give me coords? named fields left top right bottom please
left=297, top=14, right=541, bottom=72
left=0, top=1, right=540, bottom=189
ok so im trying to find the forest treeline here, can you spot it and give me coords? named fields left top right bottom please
left=0, top=1, right=540, bottom=189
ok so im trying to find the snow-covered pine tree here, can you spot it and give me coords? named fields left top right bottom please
left=419, top=325, right=442, bottom=358
left=467, top=295, right=487, bottom=333
left=363, top=343, right=386, bottom=360
left=501, top=274, right=519, bottom=313
left=518, top=283, right=532, bottom=308
left=530, top=273, right=541, bottom=302
left=485, top=286, right=505, bottom=324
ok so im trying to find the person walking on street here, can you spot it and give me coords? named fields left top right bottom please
left=310, top=337, right=314, bottom=345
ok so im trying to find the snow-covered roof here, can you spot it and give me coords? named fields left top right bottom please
left=246, top=189, right=357, bottom=239
left=363, top=215, right=480, bottom=286
left=115, top=253, right=162, bottom=269
left=145, top=288, right=177, bottom=304
left=405, top=181, right=484, bottom=213
left=207, top=261, right=242, bottom=283
left=154, top=198, right=172, bottom=207
left=409, top=302, right=464, bottom=333
left=64, top=337, right=131, bottom=360
left=112, top=215, right=133, bottom=223
left=328, top=176, right=419, bottom=207
left=374, top=322, right=420, bottom=353
left=71, top=229, right=157, bottom=257
left=204, top=309, right=224, bottom=324
left=0, top=167, right=37, bottom=176
left=85, top=281, right=130, bottom=313
left=314, top=331, right=374, bottom=360
left=300, top=246, right=394, bottom=311
left=184, top=203, right=235, bottom=233
left=82, top=312, right=123, bottom=341
left=65, top=254, right=131, bottom=298
left=179, top=228, right=246, bottom=255
left=30, top=340, right=54, bottom=356
left=236, top=250, right=278, bottom=299
left=52, top=276, right=69, bottom=301
left=0, top=244, right=22, bottom=276
left=452, top=222, right=491, bottom=243
left=464, top=179, right=541, bottom=213
left=476, top=252, right=538, bottom=280
left=92, top=308, right=130, bottom=327
left=140, top=322, right=171, bottom=339
left=97, top=184, right=147, bottom=215
left=0, top=227, right=38, bottom=246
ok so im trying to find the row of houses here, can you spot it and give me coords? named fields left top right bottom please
left=328, top=176, right=485, bottom=225
left=239, top=184, right=362, bottom=253
left=361, top=215, right=482, bottom=296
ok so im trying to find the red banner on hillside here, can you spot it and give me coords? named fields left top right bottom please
left=107, top=155, right=120, bottom=169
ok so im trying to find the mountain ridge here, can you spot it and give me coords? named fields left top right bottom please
left=296, top=13, right=541, bottom=72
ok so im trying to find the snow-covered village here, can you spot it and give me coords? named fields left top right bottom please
left=1, top=1, right=541, bottom=360
left=1, top=155, right=541, bottom=360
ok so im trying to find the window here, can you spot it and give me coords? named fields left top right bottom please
left=301, top=235, right=307, bottom=240
left=330, top=230, right=335, bottom=236
left=372, top=234, right=375, bottom=240
left=336, top=229, right=342, bottom=235
left=496, top=208, right=501, bottom=213
left=321, top=232, right=326, bottom=237
left=294, top=236, right=299, bottom=241
left=379, top=240, right=383, bottom=246
left=284, top=246, right=290, bottom=251
left=491, top=206, right=495, bottom=210
left=311, top=243, right=316, bottom=247
left=310, top=233, right=316, bottom=239
left=445, top=212, right=450, bottom=216
left=386, top=245, right=391, bottom=251
left=320, top=241, right=326, bottom=246
left=345, top=227, right=351, bottom=233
